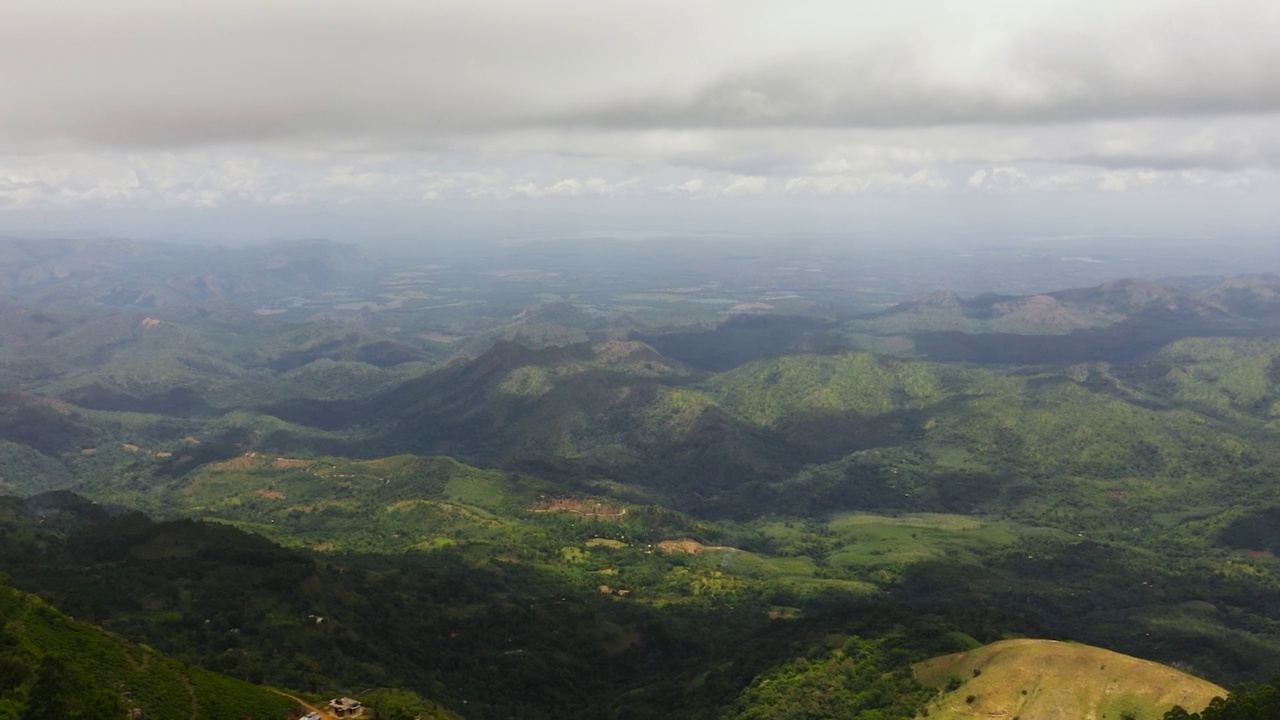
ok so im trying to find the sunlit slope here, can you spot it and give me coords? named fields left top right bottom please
left=62, top=341, right=1280, bottom=527
left=706, top=350, right=1280, bottom=521
left=18, top=333, right=1280, bottom=538
left=1136, top=337, right=1280, bottom=425
left=914, top=639, right=1224, bottom=720
left=360, top=345, right=1276, bottom=505
left=176, top=453, right=535, bottom=551
left=709, top=351, right=1258, bottom=481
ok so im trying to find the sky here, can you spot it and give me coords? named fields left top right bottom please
left=2, top=0, right=1280, bottom=242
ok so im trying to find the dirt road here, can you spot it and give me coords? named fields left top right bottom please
left=271, top=690, right=337, bottom=720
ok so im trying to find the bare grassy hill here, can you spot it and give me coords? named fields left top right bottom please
left=915, top=638, right=1224, bottom=720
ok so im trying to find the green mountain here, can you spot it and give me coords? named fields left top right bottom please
left=7, top=320, right=1280, bottom=694
left=10, top=256, right=1280, bottom=718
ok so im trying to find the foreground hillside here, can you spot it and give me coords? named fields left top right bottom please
left=915, top=639, right=1224, bottom=720
left=0, top=491, right=960, bottom=719
left=41, top=447, right=1274, bottom=711
left=0, top=582, right=298, bottom=719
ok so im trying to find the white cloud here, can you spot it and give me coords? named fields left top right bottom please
left=2, top=0, right=1280, bottom=217
left=2, top=147, right=1271, bottom=212
left=665, top=178, right=709, bottom=197
left=968, top=166, right=1028, bottom=191
left=783, top=168, right=951, bottom=195
left=959, top=164, right=1262, bottom=194
left=721, top=176, right=767, bottom=196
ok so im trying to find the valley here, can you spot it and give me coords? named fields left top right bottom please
left=3, top=237, right=1280, bottom=718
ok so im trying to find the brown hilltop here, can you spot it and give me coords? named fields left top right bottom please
left=990, top=294, right=1087, bottom=326
left=915, top=639, right=1224, bottom=720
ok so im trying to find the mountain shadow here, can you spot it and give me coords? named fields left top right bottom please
left=911, top=313, right=1280, bottom=365
left=632, top=314, right=841, bottom=372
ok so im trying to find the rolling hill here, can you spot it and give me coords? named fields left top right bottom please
left=8, top=250, right=1280, bottom=718
left=915, top=639, right=1225, bottom=720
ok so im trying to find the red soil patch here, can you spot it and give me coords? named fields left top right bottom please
left=0, top=392, right=63, bottom=410
left=270, top=457, right=309, bottom=469
left=213, top=453, right=312, bottom=471
left=597, top=584, right=630, bottom=599
left=253, top=489, right=286, bottom=500
left=656, top=539, right=741, bottom=555
left=528, top=497, right=627, bottom=520
left=767, top=609, right=802, bottom=620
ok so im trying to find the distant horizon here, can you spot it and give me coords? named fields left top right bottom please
left=3, top=194, right=1278, bottom=250
left=5, top=225, right=1280, bottom=303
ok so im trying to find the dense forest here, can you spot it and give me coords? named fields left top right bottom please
left=4, top=240, right=1280, bottom=718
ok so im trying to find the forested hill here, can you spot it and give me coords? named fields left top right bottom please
left=7, top=256, right=1280, bottom=718
left=0, top=581, right=298, bottom=719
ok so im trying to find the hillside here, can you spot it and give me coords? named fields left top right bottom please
left=9, top=249, right=1280, bottom=719
left=60, top=444, right=1280, bottom=696
left=0, top=582, right=299, bottom=719
left=914, top=639, right=1224, bottom=720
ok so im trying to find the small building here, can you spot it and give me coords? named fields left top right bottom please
left=327, top=697, right=364, bottom=718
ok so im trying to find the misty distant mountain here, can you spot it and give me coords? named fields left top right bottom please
left=0, top=236, right=374, bottom=307
left=878, top=277, right=1241, bottom=324
left=880, top=276, right=1280, bottom=364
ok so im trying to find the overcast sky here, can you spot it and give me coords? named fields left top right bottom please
left=2, top=0, right=1279, bottom=241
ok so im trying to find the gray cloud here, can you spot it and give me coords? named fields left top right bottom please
left=575, top=3, right=1280, bottom=130
left=3, top=0, right=1279, bottom=149
left=3, top=0, right=1280, bottom=218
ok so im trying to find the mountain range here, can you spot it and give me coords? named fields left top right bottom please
left=5, top=239, right=1280, bottom=718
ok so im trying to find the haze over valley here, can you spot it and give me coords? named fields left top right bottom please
left=5, top=1, right=1280, bottom=718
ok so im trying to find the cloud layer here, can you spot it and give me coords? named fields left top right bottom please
left=3, top=0, right=1280, bottom=216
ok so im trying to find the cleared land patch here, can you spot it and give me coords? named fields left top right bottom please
left=656, top=539, right=742, bottom=554
left=528, top=497, right=627, bottom=519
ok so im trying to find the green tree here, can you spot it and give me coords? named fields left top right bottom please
left=20, top=656, right=122, bottom=720
left=1164, top=678, right=1280, bottom=720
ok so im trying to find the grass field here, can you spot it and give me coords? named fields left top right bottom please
left=915, top=638, right=1225, bottom=720
left=825, top=513, right=1018, bottom=567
